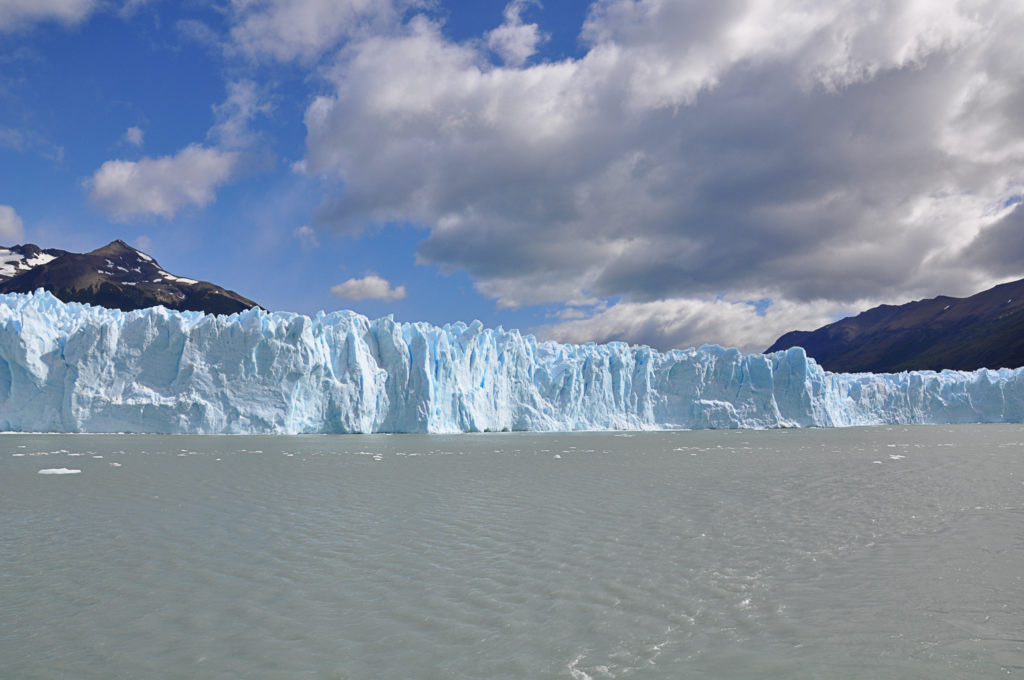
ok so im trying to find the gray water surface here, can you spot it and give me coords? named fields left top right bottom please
left=2, top=426, right=1023, bottom=678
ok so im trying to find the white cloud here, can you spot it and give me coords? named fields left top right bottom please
left=123, top=125, right=144, bottom=147
left=0, top=0, right=153, bottom=32
left=487, top=1, right=545, bottom=67
left=134, top=234, right=152, bottom=252
left=209, top=80, right=272, bottom=149
left=88, top=81, right=268, bottom=221
left=330, top=274, right=406, bottom=301
left=0, top=0, right=96, bottom=31
left=88, top=144, right=239, bottom=220
left=176, top=18, right=221, bottom=48
left=0, top=204, right=25, bottom=242
left=538, top=296, right=855, bottom=353
left=228, top=0, right=419, bottom=62
left=0, top=126, right=64, bottom=162
left=304, top=0, right=1024, bottom=348
left=118, top=0, right=153, bottom=18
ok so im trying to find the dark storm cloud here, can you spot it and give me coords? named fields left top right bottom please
left=963, top=203, right=1024, bottom=275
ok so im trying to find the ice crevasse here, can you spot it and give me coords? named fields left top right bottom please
left=1, top=290, right=1022, bottom=434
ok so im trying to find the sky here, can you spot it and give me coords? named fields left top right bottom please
left=1, top=0, right=1023, bottom=353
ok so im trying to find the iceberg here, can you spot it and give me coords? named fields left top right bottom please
left=1, top=290, right=1022, bottom=434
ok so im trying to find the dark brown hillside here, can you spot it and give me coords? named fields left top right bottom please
left=0, top=240, right=260, bottom=315
left=766, top=278, right=1024, bottom=372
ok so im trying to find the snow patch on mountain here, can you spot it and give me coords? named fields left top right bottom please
left=0, top=248, right=57, bottom=279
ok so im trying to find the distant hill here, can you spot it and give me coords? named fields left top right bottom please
left=766, top=278, right=1024, bottom=373
left=0, top=240, right=260, bottom=315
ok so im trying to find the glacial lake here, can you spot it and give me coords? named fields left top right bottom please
left=2, top=425, right=1023, bottom=679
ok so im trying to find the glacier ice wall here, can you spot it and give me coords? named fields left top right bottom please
left=1, top=290, right=1023, bottom=434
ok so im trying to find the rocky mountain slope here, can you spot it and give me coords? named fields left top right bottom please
left=766, top=278, right=1024, bottom=372
left=0, top=240, right=259, bottom=315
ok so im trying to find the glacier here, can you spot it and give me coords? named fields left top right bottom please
left=1, top=289, right=1023, bottom=434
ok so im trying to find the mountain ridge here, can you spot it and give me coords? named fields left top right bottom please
left=766, top=278, right=1024, bottom=372
left=0, top=239, right=260, bottom=315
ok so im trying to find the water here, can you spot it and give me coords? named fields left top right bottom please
left=2, top=426, right=1023, bottom=679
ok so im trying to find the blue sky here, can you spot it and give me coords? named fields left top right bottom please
left=2, top=0, right=1023, bottom=351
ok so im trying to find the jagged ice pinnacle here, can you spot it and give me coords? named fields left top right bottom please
left=1, top=291, right=1022, bottom=434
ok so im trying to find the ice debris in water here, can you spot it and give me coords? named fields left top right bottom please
left=1, top=289, right=1023, bottom=434
left=38, top=468, right=81, bottom=475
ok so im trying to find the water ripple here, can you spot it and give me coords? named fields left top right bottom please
left=2, top=426, right=1023, bottom=678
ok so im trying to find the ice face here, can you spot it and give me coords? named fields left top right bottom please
left=0, top=290, right=1022, bottom=434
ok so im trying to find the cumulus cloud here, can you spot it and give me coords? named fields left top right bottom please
left=330, top=273, right=407, bottom=301
left=0, top=204, right=25, bottom=242
left=303, top=0, right=1024, bottom=349
left=88, top=81, right=269, bottom=221
left=88, top=144, right=239, bottom=220
left=487, top=1, right=545, bottom=67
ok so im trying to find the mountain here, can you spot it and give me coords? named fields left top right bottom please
left=766, top=278, right=1024, bottom=372
left=0, top=240, right=259, bottom=315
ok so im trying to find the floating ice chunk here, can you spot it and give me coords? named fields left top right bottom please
left=568, top=654, right=593, bottom=680
left=38, top=468, right=81, bottom=474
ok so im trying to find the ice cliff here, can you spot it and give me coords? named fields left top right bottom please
left=1, top=290, right=1023, bottom=434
